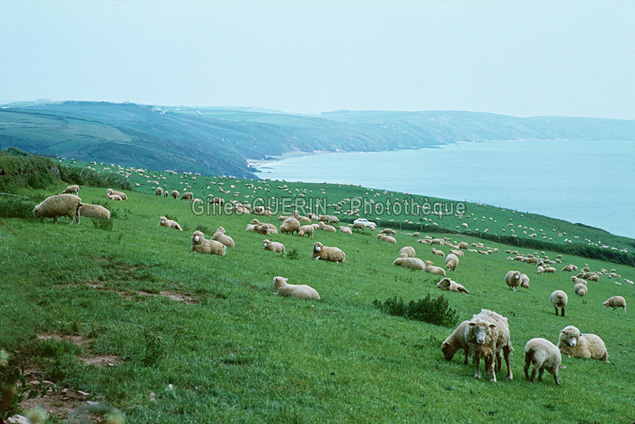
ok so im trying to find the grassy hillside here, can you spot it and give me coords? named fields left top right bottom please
left=1, top=169, right=634, bottom=423
left=1, top=101, right=634, bottom=178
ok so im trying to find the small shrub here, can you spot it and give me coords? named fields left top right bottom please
left=0, top=198, right=37, bottom=219
left=284, top=248, right=299, bottom=260
left=195, top=224, right=212, bottom=234
left=92, top=218, right=113, bottom=231
left=373, top=294, right=458, bottom=327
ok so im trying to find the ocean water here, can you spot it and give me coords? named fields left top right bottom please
left=255, top=139, right=635, bottom=238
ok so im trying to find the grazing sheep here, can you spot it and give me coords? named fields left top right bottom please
left=318, top=222, right=337, bottom=232
left=33, top=194, right=82, bottom=224
left=562, top=265, right=575, bottom=272
left=312, top=242, right=346, bottom=263
left=445, top=253, right=459, bottom=272
left=458, top=242, right=468, bottom=249
left=524, top=338, right=562, bottom=385
left=424, top=260, right=446, bottom=276
left=464, top=309, right=513, bottom=382
left=171, top=190, right=179, bottom=199
left=106, top=188, right=127, bottom=200
left=537, top=266, right=544, bottom=274
left=263, top=239, right=285, bottom=253
left=63, top=185, right=80, bottom=195
left=449, top=249, right=464, bottom=257
left=339, top=226, right=353, bottom=234
left=543, top=266, right=557, bottom=274
left=79, top=203, right=110, bottom=220
left=392, top=257, right=425, bottom=270
left=298, top=224, right=315, bottom=238
left=159, top=216, right=182, bottom=231
left=574, top=283, right=587, bottom=297
left=520, top=274, right=530, bottom=289
left=180, top=191, right=193, bottom=201
left=191, top=231, right=226, bottom=256
left=504, top=270, right=522, bottom=291
left=163, top=191, right=169, bottom=197
left=377, top=234, right=397, bottom=244
left=107, top=194, right=123, bottom=201
left=273, top=276, right=320, bottom=300
left=550, top=290, right=568, bottom=317
left=602, top=296, right=626, bottom=314
left=280, top=217, right=301, bottom=235
left=558, top=326, right=608, bottom=361
left=441, top=321, right=471, bottom=364
left=211, top=226, right=235, bottom=247
left=399, top=246, right=416, bottom=258
left=381, top=228, right=397, bottom=236
left=209, top=197, right=225, bottom=205
left=155, top=187, right=164, bottom=196
left=432, top=248, right=445, bottom=257
left=571, top=276, right=587, bottom=285
left=436, top=278, right=470, bottom=294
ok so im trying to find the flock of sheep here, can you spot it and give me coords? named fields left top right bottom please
left=33, top=183, right=629, bottom=388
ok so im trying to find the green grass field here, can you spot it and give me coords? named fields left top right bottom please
left=1, top=176, right=634, bottom=423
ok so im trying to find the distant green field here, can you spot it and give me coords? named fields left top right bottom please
left=1, top=163, right=634, bottom=423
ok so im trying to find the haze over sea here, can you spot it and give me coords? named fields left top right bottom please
left=255, top=139, right=635, bottom=238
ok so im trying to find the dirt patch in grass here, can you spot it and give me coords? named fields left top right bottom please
left=138, top=290, right=198, bottom=304
left=37, top=333, right=89, bottom=348
left=79, top=354, right=121, bottom=367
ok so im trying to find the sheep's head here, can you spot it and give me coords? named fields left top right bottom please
left=191, top=231, right=204, bottom=244
left=159, top=217, right=167, bottom=226
left=440, top=341, right=457, bottom=361
left=263, top=240, right=270, bottom=249
left=437, top=278, right=451, bottom=289
left=469, top=320, right=496, bottom=345
left=313, top=242, right=323, bottom=253
left=107, top=189, right=113, bottom=195
left=273, top=276, right=288, bottom=289
left=560, top=326, right=580, bottom=347
left=216, top=226, right=226, bottom=234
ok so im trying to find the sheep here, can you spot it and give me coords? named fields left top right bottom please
left=562, top=265, right=575, bottom=272
left=163, top=191, right=169, bottom=197
left=520, top=274, right=530, bottom=289
left=79, top=203, right=110, bottom=220
left=280, top=217, right=301, bottom=235
left=263, top=239, right=285, bottom=253
left=106, top=188, right=127, bottom=200
left=392, top=257, right=425, bottom=270
left=63, top=185, right=80, bottom=195
left=107, top=194, right=123, bottom=201
left=441, top=321, right=471, bottom=364
left=180, top=191, right=193, bottom=201
left=312, top=242, right=346, bottom=263
left=449, top=249, right=464, bottom=257
left=190, top=231, right=226, bottom=256
left=464, top=309, right=513, bottom=382
left=211, top=226, right=235, bottom=247
left=209, top=197, right=225, bottom=205
left=524, top=338, right=562, bottom=385
left=543, top=266, right=557, bottom=274
left=171, top=190, right=179, bottom=199
left=458, top=242, right=468, bottom=249
left=155, top=187, right=164, bottom=196
left=298, top=224, right=315, bottom=238
left=558, top=326, right=608, bottom=361
left=537, top=266, right=544, bottom=274
left=339, top=226, right=353, bottom=234
left=159, top=216, right=182, bottom=231
left=33, top=194, right=82, bottom=224
left=504, top=270, right=522, bottom=291
left=377, top=234, right=397, bottom=244
left=571, top=276, right=587, bottom=285
left=318, top=222, right=337, bottom=232
left=399, top=246, right=416, bottom=258
left=424, top=260, right=446, bottom=276
left=445, top=253, right=459, bottom=272
left=273, top=276, right=320, bottom=300
left=436, top=277, right=470, bottom=294
left=431, top=248, right=445, bottom=257
left=381, top=228, right=397, bottom=236
left=574, top=282, right=587, bottom=297
left=602, top=296, right=626, bottom=314
left=550, top=290, right=568, bottom=317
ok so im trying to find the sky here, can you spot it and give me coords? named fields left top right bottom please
left=1, top=0, right=634, bottom=119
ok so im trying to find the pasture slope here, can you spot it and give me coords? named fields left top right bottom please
left=0, top=168, right=634, bottom=423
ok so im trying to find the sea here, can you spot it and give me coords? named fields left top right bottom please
left=254, top=139, right=635, bottom=238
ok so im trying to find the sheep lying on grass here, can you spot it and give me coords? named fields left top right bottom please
left=191, top=231, right=226, bottom=256
left=63, top=185, right=80, bottom=195
left=377, top=234, right=396, bottom=244
left=212, top=226, right=235, bottom=248
left=312, top=242, right=346, bottom=263
left=79, top=203, right=110, bottom=220
left=436, top=278, right=470, bottom=294
left=432, top=248, right=445, bottom=257
left=424, top=260, right=446, bottom=276
left=392, top=257, right=425, bottom=270
left=465, top=309, right=513, bottom=382
left=441, top=321, right=471, bottom=364
left=106, top=189, right=127, bottom=200
left=107, top=194, right=123, bottom=201
left=520, top=274, right=530, bottom=289
left=319, top=222, right=337, bottom=232
left=159, top=216, right=182, bottom=231
left=574, top=283, right=587, bottom=297
left=550, top=290, right=568, bottom=317
left=263, top=239, right=285, bottom=253
left=505, top=270, right=522, bottom=291
left=445, top=253, right=459, bottom=271
left=399, top=246, right=416, bottom=258
left=33, top=194, right=82, bottom=224
left=524, top=338, right=562, bottom=385
left=339, top=226, right=353, bottom=234
left=273, top=276, right=320, bottom=300
left=602, top=296, right=626, bottom=314
left=558, top=326, right=608, bottom=361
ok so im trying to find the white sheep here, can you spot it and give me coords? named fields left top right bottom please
left=445, top=253, right=459, bottom=272
left=436, top=277, right=470, bottom=294
left=543, top=266, right=556, bottom=274
left=211, top=226, right=235, bottom=248
left=441, top=320, right=471, bottom=364
left=155, top=187, right=164, bottom=196
left=159, top=216, right=182, bottom=231
left=171, top=190, right=179, bottom=199
left=449, top=249, right=464, bottom=257
left=537, top=266, right=544, bottom=274
left=107, top=194, right=123, bottom=201
left=298, top=224, right=315, bottom=238
left=574, top=283, right=587, bottom=297
left=424, top=260, right=446, bottom=276
left=280, top=217, right=301, bottom=235
left=377, top=234, right=397, bottom=244
left=63, top=185, right=80, bottom=195
left=464, top=309, right=513, bottom=382
left=602, top=296, right=626, bottom=314
left=180, top=191, right=193, bottom=201
left=550, top=290, right=568, bottom=317
left=33, top=194, right=82, bottom=224
left=339, top=226, right=353, bottom=234
left=79, top=203, right=110, bottom=220
left=458, top=242, right=468, bottom=249
left=504, top=270, right=522, bottom=291
left=431, top=248, right=445, bottom=257
left=191, top=231, right=226, bottom=256
left=524, top=338, right=562, bottom=385
left=273, top=276, right=320, bottom=300
left=399, top=246, right=416, bottom=258
left=558, top=326, right=608, bottom=361
left=392, top=257, right=425, bottom=270
left=263, top=239, right=285, bottom=253
left=106, top=188, right=127, bottom=200
left=312, top=242, right=346, bottom=263
left=318, top=222, right=337, bottom=232
left=520, top=274, right=530, bottom=289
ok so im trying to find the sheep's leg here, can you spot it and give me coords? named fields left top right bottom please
left=530, top=368, right=537, bottom=383
left=504, top=347, right=513, bottom=380
left=524, top=352, right=532, bottom=381
left=463, top=348, right=469, bottom=365
left=554, top=306, right=559, bottom=316
left=495, top=351, right=502, bottom=372
left=473, top=351, right=481, bottom=379
left=561, top=307, right=565, bottom=318
left=538, top=367, right=545, bottom=382
left=553, top=368, right=559, bottom=386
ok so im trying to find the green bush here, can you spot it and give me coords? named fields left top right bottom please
left=92, top=218, right=113, bottom=231
left=0, top=197, right=37, bottom=219
left=373, top=294, right=458, bottom=327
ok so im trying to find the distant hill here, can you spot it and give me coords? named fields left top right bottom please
left=1, top=101, right=634, bottom=178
